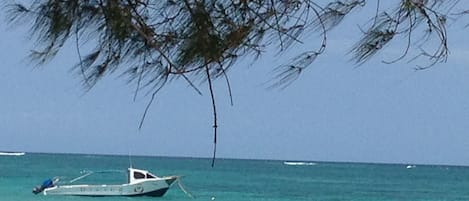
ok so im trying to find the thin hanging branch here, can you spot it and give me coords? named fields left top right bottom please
left=217, top=61, right=234, bottom=106
left=138, top=71, right=169, bottom=130
left=205, top=64, right=218, bottom=167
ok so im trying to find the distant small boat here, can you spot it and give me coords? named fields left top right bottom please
left=0, top=152, right=25, bottom=156
left=33, top=168, right=179, bottom=197
left=283, top=161, right=316, bottom=166
left=406, top=165, right=416, bottom=169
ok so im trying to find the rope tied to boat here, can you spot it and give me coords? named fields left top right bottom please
left=69, top=171, right=94, bottom=183
left=175, top=177, right=196, bottom=199
left=69, top=170, right=125, bottom=183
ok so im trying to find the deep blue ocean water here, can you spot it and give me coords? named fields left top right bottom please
left=1, top=153, right=469, bottom=201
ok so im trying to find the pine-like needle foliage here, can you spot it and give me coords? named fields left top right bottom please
left=7, top=0, right=339, bottom=89
left=351, top=0, right=457, bottom=68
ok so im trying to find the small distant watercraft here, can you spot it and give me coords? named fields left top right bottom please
left=0, top=151, right=25, bottom=156
left=283, top=161, right=317, bottom=166
left=33, top=168, right=179, bottom=197
left=406, top=165, right=416, bottom=169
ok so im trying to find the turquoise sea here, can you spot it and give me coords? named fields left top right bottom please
left=1, top=153, right=469, bottom=201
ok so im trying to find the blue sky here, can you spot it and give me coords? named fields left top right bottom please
left=2, top=1, right=469, bottom=166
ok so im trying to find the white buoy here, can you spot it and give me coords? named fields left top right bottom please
left=211, top=196, right=216, bottom=200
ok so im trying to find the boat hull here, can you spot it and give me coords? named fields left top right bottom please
left=0, top=152, right=25, bottom=156
left=43, top=177, right=177, bottom=197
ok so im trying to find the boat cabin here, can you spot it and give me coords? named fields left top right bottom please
left=128, top=168, right=160, bottom=184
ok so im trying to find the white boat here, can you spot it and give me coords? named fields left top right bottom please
left=33, top=168, right=179, bottom=197
left=406, top=165, right=416, bottom=169
left=283, top=161, right=316, bottom=166
left=0, top=152, right=25, bottom=156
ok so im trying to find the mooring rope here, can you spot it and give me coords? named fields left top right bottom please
left=69, top=171, right=94, bottom=183
left=176, top=177, right=196, bottom=199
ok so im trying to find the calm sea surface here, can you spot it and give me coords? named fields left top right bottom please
left=1, top=153, right=469, bottom=201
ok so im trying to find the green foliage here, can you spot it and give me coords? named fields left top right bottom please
left=6, top=0, right=330, bottom=90
left=8, top=0, right=466, bottom=88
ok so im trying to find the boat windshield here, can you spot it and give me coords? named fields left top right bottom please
left=133, top=172, right=157, bottom=179
left=134, top=172, right=145, bottom=179
left=128, top=169, right=160, bottom=183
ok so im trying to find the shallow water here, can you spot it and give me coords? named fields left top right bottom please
left=1, top=153, right=469, bottom=201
